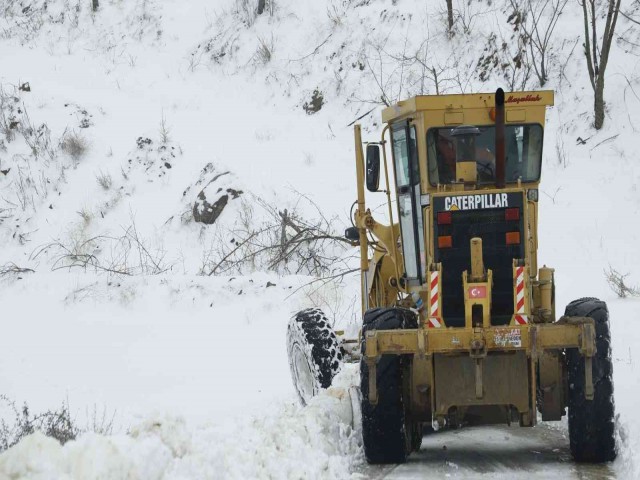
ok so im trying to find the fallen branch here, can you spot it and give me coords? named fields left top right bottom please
left=0, top=263, right=35, bottom=276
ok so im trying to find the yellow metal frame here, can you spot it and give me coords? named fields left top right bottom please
left=364, top=322, right=595, bottom=357
left=364, top=318, right=596, bottom=422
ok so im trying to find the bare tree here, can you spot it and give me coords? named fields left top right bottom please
left=449, top=0, right=487, bottom=35
left=395, top=39, right=458, bottom=95
left=92, top=0, right=99, bottom=12
left=257, top=0, right=266, bottom=15
left=476, top=25, right=532, bottom=91
left=447, top=0, right=454, bottom=36
left=357, top=35, right=409, bottom=106
left=358, top=33, right=464, bottom=106
left=580, top=0, right=621, bottom=130
left=509, top=0, right=568, bottom=87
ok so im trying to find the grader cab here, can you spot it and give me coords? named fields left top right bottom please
left=286, top=89, right=615, bottom=466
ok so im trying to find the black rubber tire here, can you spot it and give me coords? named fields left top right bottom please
left=565, top=297, right=617, bottom=463
left=411, top=422, right=423, bottom=452
left=287, top=308, right=342, bottom=406
left=360, top=307, right=417, bottom=464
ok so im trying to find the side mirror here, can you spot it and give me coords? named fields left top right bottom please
left=366, top=144, right=381, bottom=192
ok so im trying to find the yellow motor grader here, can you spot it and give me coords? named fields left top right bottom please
left=286, top=89, right=615, bottom=465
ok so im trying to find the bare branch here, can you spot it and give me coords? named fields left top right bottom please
left=605, top=265, right=640, bottom=298
left=31, top=219, right=173, bottom=276
left=201, top=193, right=354, bottom=278
left=0, top=263, right=35, bottom=276
left=619, top=9, right=640, bottom=26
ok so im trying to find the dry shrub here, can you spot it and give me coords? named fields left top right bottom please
left=96, top=171, right=113, bottom=190
left=61, top=130, right=89, bottom=161
left=0, top=396, right=78, bottom=451
left=255, top=35, right=275, bottom=64
left=605, top=266, right=640, bottom=298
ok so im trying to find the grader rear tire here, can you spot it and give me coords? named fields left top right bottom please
left=565, top=298, right=617, bottom=463
left=360, top=307, right=417, bottom=464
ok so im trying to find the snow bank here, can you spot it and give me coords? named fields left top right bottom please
left=0, top=272, right=363, bottom=478
left=607, top=299, right=640, bottom=479
left=0, top=367, right=363, bottom=480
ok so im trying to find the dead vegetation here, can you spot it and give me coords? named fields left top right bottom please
left=200, top=194, right=353, bottom=277
left=507, top=0, right=568, bottom=88
left=0, top=396, right=78, bottom=451
left=0, top=262, right=35, bottom=276
left=32, top=220, right=172, bottom=276
left=0, top=83, right=68, bottom=218
left=255, top=35, right=275, bottom=64
left=96, top=171, right=113, bottom=191
left=60, top=130, right=89, bottom=161
left=0, top=396, right=117, bottom=452
left=605, top=265, right=640, bottom=298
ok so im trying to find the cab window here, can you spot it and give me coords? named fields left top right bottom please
left=426, top=124, right=543, bottom=185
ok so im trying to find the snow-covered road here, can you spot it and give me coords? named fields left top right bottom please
left=364, top=425, right=614, bottom=480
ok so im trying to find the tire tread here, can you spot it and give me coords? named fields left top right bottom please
left=360, top=307, right=417, bottom=464
left=287, top=308, right=342, bottom=405
left=565, top=298, right=617, bottom=463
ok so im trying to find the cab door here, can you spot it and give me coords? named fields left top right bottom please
left=391, top=122, right=425, bottom=286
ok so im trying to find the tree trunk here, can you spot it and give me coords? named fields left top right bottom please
left=447, top=0, right=454, bottom=35
left=539, top=56, right=547, bottom=87
left=580, top=0, right=620, bottom=131
left=257, top=0, right=266, bottom=15
left=92, top=0, right=99, bottom=11
left=594, top=80, right=605, bottom=130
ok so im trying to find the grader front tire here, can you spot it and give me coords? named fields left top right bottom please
left=360, top=308, right=417, bottom=464
left=565, top=298, right=617, bottom=463
left=287, top=308, right=342, bottom=406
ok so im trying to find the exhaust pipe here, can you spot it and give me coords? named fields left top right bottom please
left=495, top=88, right=505, bottom=189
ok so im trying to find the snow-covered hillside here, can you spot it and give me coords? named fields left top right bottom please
left=0, top=0, right=639, bottom=478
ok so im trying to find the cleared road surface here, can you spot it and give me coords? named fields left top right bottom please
left=360, top=424, right=615, bottom=479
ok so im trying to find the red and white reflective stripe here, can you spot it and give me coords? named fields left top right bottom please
left=514, top=314, right=528, bottom=325
left=429, top=271, right=442, bottom=328
left=428, top=317, right=442, bottom=328
left=430, top=271, right=440, bottom=317
left=514, top=266, right=528, bottom=325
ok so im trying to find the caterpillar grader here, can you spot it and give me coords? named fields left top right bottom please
left=286, top=88, right=616, bottom=465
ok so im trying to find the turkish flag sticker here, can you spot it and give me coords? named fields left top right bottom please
left=469, top=286, right=487, bottom=299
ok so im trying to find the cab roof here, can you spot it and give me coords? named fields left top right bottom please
left=381, top=90, right=554, bottom=124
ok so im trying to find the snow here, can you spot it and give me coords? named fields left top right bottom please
left=0, top=273, right=362, bottom=479
left=0, top=273, right=302, bottom=423
left=0, top=362, right=362, bottom=480
left=0, top=0, right=639, bottom=478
